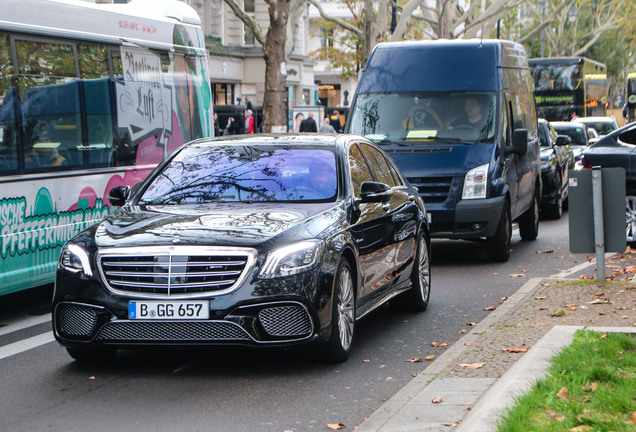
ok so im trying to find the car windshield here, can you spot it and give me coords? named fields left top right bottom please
left=575, top=119, right=616, bottom=135
left=552, top=124, right=587, bottom=146
left=140, top=145, right=338, bottom=204
left=348, top=91, right=497, bottom=144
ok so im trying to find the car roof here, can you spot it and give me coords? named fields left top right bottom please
left=551, top=121, right=585, bottom=128
left=186, top=133, right=361, bottom=149
left=572, top=116, right=614, bottom=122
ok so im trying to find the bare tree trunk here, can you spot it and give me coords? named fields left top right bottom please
left=261, top=0, right=290, bottom=132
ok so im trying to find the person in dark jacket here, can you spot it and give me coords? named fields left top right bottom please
left=329, top=110, right=343, bottom=133
left=299, top=112, right=318, bottom=132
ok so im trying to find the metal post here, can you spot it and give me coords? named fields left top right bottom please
left=592, top=167, right=605, bottom=280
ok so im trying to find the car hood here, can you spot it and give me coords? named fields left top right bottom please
left=387, top=143, right=494, bottom=178
left=95, top=202, right=343, bottom=249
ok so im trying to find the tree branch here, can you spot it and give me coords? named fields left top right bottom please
left=222, top=0, right=265, bottom=46
left=306, top=0, right=363, bottom=36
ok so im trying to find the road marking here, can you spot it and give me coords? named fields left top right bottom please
left=0, top=313, right=51, bottom=337
left=0, top=332, right=55, bottom=360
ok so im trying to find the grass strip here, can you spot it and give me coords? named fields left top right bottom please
left=496, top=330, right=636, bottom=431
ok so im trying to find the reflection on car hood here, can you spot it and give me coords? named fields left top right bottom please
left=95, top=202, right=341, bottom=248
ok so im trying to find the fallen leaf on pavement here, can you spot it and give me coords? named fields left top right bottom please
left=535, top=296, right=547, bottom=300
left=425, top=355, right=435, bottom=361
left=467, top=322, right=478, bottom=326
left=458, top=329, right=466, bottom=334
left=567, top=306, right=577, bottom=311
left=587, top=298, right=611, bottom=305
left=89, top=376, right=95, bottom=380
left=432, top=396, right=443, bottom=403
left=432, top=342, right=448, bottom=347
left=556, top=387, right=568, bottom=400
left=502, top=347, right=530, bottom=353
left=536, top=249, right=554, bottom=254
left=406, top=357, right=423, bottom=363
left=458, top=362, right=485, bottom=369
left=484, top=305, right=496, bottom=311
left=327, top=423, right=346, bottom=430
left=362, top=359, right=371, bottom=363
left=550, top=309, right=565, bottom=317
left=510, top=274, right=525, bottom=278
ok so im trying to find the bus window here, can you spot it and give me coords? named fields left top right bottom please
left=79, top=43, right=109, bottom=79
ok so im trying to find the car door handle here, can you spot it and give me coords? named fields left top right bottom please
left=382, top=203, right=391, bottom=212
left=408, top=195, right=416, bottom=202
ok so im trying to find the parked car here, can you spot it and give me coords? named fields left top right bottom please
left=571, top=116, right=619, bottom=137
left=538, top=119, right=571, bottom=219
left=551, top=121, right=590, bottom=166
left=52, top=134, right=431, bottom=363
left=580, top=122, right=636, bottom=245
left=347, top=39, right=541, bottom=262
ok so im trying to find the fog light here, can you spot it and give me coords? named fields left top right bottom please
left=472, top=223, right=485, bottom=231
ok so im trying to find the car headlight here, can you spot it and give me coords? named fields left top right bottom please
left=60, top=244, right=93, bottom=277
left=259, top=240, right=325, bottom=279
left=462, top=163, right=488, bottom=199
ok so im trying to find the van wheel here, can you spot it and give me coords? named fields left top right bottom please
left=519, top=187, right=540, bottom=240
left=486, top=202, right=511, bottom=262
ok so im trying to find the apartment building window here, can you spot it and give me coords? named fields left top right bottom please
left=213, top=83, right=235, bottom=105
left=244, top=0, right=256, bottom=46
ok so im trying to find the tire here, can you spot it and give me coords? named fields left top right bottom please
left=626, top=194, right=636, bottom=247
left=518, top=187, right=540, bottom=240
left=323, top=259, right=356, bottom=362
left=390, top=233, right=431, bottom=312
left=544, top=171, right=563, bottom=220
left=486, top=201, right=511, bottom=262
left=66, top=346, right=117, bottom=363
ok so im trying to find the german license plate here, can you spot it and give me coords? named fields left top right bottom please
left=128, top=301, right=209, bottom=320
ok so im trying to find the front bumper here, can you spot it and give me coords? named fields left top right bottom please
left=429, top=195, right=506, bottom=239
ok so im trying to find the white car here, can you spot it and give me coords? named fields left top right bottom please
left=571, top=116, right=619, bottom=138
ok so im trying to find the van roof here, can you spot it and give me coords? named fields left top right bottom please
left=356, top=39, right=528, bottom=94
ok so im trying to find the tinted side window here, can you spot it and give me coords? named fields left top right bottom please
left=618, top=128, right=636, bottom=146
left=358, top=143, right=396, bottom=187
left=349, top=144, right=374, bottom=198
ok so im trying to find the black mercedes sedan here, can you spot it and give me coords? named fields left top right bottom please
left=538, top=119, right=571, bottom=219
left=53, top=134, right=430, bottom=362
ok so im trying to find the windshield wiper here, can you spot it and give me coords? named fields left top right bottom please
left=374, top=138, right=409, bottom=146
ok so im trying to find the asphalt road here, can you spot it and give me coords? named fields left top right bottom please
left=0, top=211, right=594, bottom=432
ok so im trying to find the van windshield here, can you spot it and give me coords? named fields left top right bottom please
left=349, top=92, right=497, bottom=144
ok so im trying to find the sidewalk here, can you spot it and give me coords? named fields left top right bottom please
left=356, top=254, right=636, bottom=431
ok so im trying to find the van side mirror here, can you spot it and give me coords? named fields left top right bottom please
left=504, top=129, right=528, bottom=156
left=555, top=135, right=571, bottom=146
left=360, top=182, right=393, bottom=203
left=108, top=185, right=131, bottom=207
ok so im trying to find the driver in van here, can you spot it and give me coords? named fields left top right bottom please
left=451, top=95, right=484, bottom=129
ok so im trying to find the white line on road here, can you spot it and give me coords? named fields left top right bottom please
left=0, top=313, right=51, bottom=336
left=0, top=332, right=55, bottom=361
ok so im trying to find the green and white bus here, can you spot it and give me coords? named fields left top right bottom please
left=0, top=0, right=213, bottom=295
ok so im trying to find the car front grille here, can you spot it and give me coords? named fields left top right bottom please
left=98, top=246, right=257, bottom=298
left=95, top=321, right=252, bottom=342
left=408, top=176, right=454, bottom=203
left=258, top=305, right=312, bottom=337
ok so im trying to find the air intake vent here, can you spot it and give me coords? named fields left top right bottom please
left=258, top=305, right=312, bottom=337
left=56, top=304, right=99, bottom=339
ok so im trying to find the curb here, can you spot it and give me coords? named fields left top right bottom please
left=355, top=277, right=546, bottom=431
left=457, top=325, right=636, bottom=431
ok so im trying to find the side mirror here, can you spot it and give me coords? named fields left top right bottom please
left=108, top=185, right=131, bottom=207
left=555, top=135, right=571, bottom=146
left=505, top=129, right=528, bottom=156
left=360, top=182, right=393, bottom=203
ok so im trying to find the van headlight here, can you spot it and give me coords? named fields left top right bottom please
left=259, top=240, right=325, bottom=279
left=60, top=244, right=93, bottom=277
left=462, top=163, right=488, bottom=199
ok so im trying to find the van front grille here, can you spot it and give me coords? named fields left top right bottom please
left=408, top=176, right=453, bottom=203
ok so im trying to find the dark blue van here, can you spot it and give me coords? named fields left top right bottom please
left=346, top=39, right=541, bottom=261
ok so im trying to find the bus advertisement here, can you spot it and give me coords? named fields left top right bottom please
left=0, top=0, right=213, bottom=295
left=529, top=57, right=608, bottom=121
